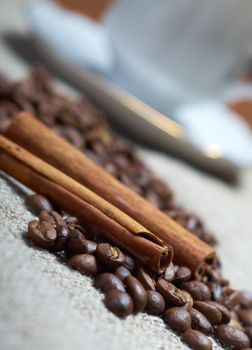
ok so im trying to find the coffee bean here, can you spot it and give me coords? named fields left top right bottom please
left=182, top=329, right=212, bottom=350
left=124, top=254, right=136, bottom=272
left=115, top=266, right=131, bottom=281
left=26, top=194, right=53, bottom=215
left=164, top=307, right=191, bottom=334
left=163, top=263, right=176, bottom=282
left=68, top=254, right=99, bottom=275
left=85, top=240, right=97, bottom=254
left=189, top=308, right=213, bottom=335
left=223, top=289, right=241, bottom=310
left=39, top=210, right=57, bottom=225
left=104, top=290, right=133, bottom=318
left=206, top=301, right=231, bottom=323
left=215, top=324, right=250, bottom=350
left=156, top=279, right=190, bottom=306
left=240, top=291, right=252, bottom=309
left=193, top=301, right=222, bottom=325
left=53, top=225, right=70, bottom=252
left=145, top=290, right=165, bottom=315
left=96, top=243, right=125, bottom=269
left=68, top=229, right=87, bottom=255
left=137, top=267, right=156, bottom=290
left=28, top=220, right=57, bottom=248
left=238, top=310, right=252, bottom=326
left=181, top=281, right=211, bottom=301
left=125, top=276, right=147, bottom=313
left=245, top=327, right=252, bottom=342
left=174, top=266, right=191, bottom=285
left=94, top=272, right=126, bottom=293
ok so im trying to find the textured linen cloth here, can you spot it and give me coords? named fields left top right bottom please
left=1, top=1, right=252, bottom=350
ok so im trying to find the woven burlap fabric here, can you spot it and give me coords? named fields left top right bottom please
left=1, top=2, right=252, bottom=349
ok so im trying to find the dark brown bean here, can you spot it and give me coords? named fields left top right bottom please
left=174, top=266, right=191, bottom=284
left=53, top=225, right=70, bottom=252
left=145, top=290, right=165, bottom=315
left=156, top=279, right=190, bottom=306
left=193, top=301, right=222, bottom=325
left=137, top=267, right=156, bottom=290
left=206, top=301, right=231, bottom=324
left=215, top=324, right=250, bottom=350
left=181, top=281, right=211, bottom=301
left=68, top=229, right=87, bottom=255
left=28, top=220, right=57, bottom=248
left=115, top=266, right=131, bottom=281
left=238, top=310, right=252, bottom=326
left=125, top=276, right=147, bottom=313
left=182, top=329, right=212, bottom=350
left=85, top=240, right=97, bottom=254
left=245, top=327, right=252, bottom=342
left=68, top=254, right=99, bottom=275
left=240, top=291, right=252, bottom=309
left=124, top=254, right=136, bottom=272
left=104, top=290, right=133, bottom=318
left=163, top=263, right=176, bottom=282
left=189, top=308, right=213, bottom=335
left=223, top=289, right=241, bottom=310
left=164, top=307, right=191, bottom=334
left=94, top=272, right=126, bottom=293
left=96, top=243, right=125, bottom=269
left=26, top=194, right=53, bottom=215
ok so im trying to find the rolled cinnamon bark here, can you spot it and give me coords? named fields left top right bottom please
left=6, top=113, right=215, bottom=272
left=0, top=135, right=172, bottom=273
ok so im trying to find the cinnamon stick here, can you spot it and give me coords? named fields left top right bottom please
left=6, top=113, right=215, bottom=272
left=0, top=135, right=172, bottom=273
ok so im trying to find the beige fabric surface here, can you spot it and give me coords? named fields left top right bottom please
left=1, top=1, right=252, bottom=349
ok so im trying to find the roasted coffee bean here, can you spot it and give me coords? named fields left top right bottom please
left=96, top=243, right=125, bottom=269
left=125, top=276, right=147, bottom=313
left=189, top=308, right=213, bottom=335
left=174, top=266, right=191, bottom=285
left=94, top=272, right=126, bottom=293
left=68, top=229, right=87, bottom=255
left=39, top=210, right=56, bottom=225
left=240, top=291, right=252, bottom=309
left=53, top=225, right=70, bottom=252
left=164, top=307, right=191, bottom=334
left=115, top=266, right=131, bottom=281
left=137, top=267, right=156, bottom=290
left=245, top=327, right=252, bottom=342
left=124, top=254, right=136, bottom=272
left=28, top=220, right=57, bottom=248
left=104, top=290, right=133, bottom=318
left=181, top=281, right=211, bottom=301
left=238, top=310, right=252, bottom=326
left=182, top=329, right=212, bottom=350
left=215, top=324, right=250, bottom=350
left=206, top=301, right=231, bottom=323
left=193, top=301, right=222, bottom=325
left=26, top=194, right=53, bottom=214
left=145, top=290, right=165, bottom=315
left=163, top=263, right=176, bottom=282
left=85, top=240, right=97, bottom=254
left=156, top=279, right=190, bottom=306
left=68, top=254, right=99, bottom=275
left=223, top=289, right=241, bottom=310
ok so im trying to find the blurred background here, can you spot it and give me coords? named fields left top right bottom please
left=1, top=0, right=252, bottom=179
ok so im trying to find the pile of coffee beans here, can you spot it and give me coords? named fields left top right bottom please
left=26, top=194, right=252, bottom=350
left=0, top=64, right=216, bottom=245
